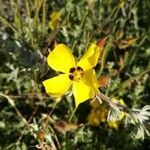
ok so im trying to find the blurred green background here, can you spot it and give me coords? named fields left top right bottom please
left=0, top=0, right=150, bottom=149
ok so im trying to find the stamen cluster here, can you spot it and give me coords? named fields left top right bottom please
left=69, top=66, right=84, bottom=81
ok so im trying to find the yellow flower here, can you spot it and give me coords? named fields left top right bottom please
left=87, top=98, right=126, bottom=128
left=48, top=11, right=61, bottom=30
left=108, top=121, right=119, bottom=129
left=87, top=104, right=108, bottom=126
left=111, top=98, right=126, bottom=120
left=43, top=43, right=101, bottom=108
left=108, top=98, right=126, bottom=129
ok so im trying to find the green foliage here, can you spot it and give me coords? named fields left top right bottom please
left=0, top=0, right=150, bottom=149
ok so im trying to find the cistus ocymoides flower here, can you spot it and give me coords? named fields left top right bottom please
left=43, top=43, right=101, bottom=108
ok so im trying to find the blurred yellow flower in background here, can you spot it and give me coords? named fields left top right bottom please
left=108, top=98, right=126, bottom=129
left=48, top=11, right=62, bottom=30
left=43, top=43, right=101, bottom=108
left=112, top=98, right=126, bottom=120
left=87, top=98, right=126, bottom=129
left=87, top=102, right=108, bottom=126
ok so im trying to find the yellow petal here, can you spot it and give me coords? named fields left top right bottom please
left=119, top=99, right=125, bottom=106
left=83, top=69, right=99, bottom=92
left=108, top=121, right=119, bottom=129
left=72, top=70, right=98, bottom=108
left=43, top=74, right=72, bottom=97
left=72, top=80, right=95, bottom=108
left=50, top=11, right=61, bottom=20
left=77, top=43, right=101, bottom=71
left=47, top=44, right=76, bottom=73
